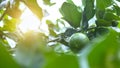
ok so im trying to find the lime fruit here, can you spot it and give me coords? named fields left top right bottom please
left=69, top=33, right=89, bottom=53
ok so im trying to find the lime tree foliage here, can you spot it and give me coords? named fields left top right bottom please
left=0, top=0, right=120, bottom=68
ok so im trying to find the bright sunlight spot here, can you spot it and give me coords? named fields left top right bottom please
left=19, top=7, right=40, bottom=33
left=18, top=0, right=82, bottom=33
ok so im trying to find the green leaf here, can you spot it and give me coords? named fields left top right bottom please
left=66, top=0, right=74, bottom=5
left=22, top=0, right=43, bottom=20
left=44, top=54, right=79, bottom=68
left=81, top=0, right=95, bottom=30
left=113, top=5, right=120, bottom=16
left=103, top=12, right=120, bottom=21
left=0, top=39, right=20, bottom=68
left=6, top=7, right=22, bottom=18
left=96, top=0, right=113, bottom=10
left=0, top=0, right=2, bottom=3
left=59, top=2, right=82, bottom=28
left=96, top=19, right=111, bottom=26
left=5, top=0, right=21, bottom=18
left=83, top=0, right=95, bottom=20
left=46, top=20, right=57, bottom=37
left=2, top=18, right=19, bottom=32
left=80, top=28, right=120, bottom=68
left=116, top=0, right=120, bottom=2
left=82, top=0, right=86, bottom=6
left=96, top=9, right=105, bottom=19
left=49, top=29, right=57, bottom=37
left=95, top=27, right=109, bottom=37
left=43, top=0, right=55, bottom=6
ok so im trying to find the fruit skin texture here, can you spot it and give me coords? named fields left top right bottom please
left=69, top=33, right=89, bottom=53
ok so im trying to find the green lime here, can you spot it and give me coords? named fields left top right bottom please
left=69, top=33, right=89, bottom=53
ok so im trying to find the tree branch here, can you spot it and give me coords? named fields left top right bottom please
left=0, top=2, right=10, bottom=21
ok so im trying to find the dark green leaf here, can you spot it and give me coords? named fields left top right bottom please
left=96, top=19, right=112, bottom=26
left=81, top=0, right=95, bottom=30
left=95, top=27, right=109, bottom=37
left=96, top=0, right=113, bottom=10
left=22, top=0, right=43, bottom=20
left=59, top=2, right=82, bottom=28
left=103, top=12, right=120, bottom=21
left=113, top=5, right=120, bottom=16
left=64, top=28, right=78, bottom=37
left=116, top=0, right=120, bottom=2
left=0, top=39, right=20, bottom=68
left=111, top=20, right=118, bottom=27
left=0, top=0, right=2, bottom=3
left=83, top=0, right=95, bottom=20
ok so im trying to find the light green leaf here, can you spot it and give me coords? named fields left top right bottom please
left=66, top=0, right=74, bottom=5
left=6, top=0, right=22, bottom=18
left=96, top=0, right=113, bottom=10
left=0, top=39, right=20, bottom=68
left=44, top=54, right=79, bottom=68
left=96, top=9, right=105, bottom=19
left=6, top=7, right=22, bottom=18
left=2, top=18, right=19, bottom=32
left=43, top=0, right=55, bottom=6
left=80, top=28, right=120, bottom=68
left=22, top=0, right=43, bottom=20
left=59, top=2, right=82, bottom=28
left=46, top=20, right=57, bottom=37
left=82, top=0, right=86, bottom=6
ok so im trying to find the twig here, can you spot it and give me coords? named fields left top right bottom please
left=0, top=10, right=6, bottom=21
left=87, top=27, right=96, bottom=30
left=48, top=38, right=60, bottom=42
left=0, top=2, right=10, bottom=21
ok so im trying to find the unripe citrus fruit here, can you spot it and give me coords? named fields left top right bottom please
left=69, top=33, right=89, bottom=52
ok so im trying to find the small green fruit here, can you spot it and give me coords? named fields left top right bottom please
left=69, top=33, right=89, bottom=53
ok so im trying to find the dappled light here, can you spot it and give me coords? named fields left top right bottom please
left=0, top=0, right=120, bottom=68
left=19, top=7, right=41, bottom=33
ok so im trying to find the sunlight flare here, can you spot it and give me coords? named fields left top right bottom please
left=19, top=7, right=41, bottom=33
